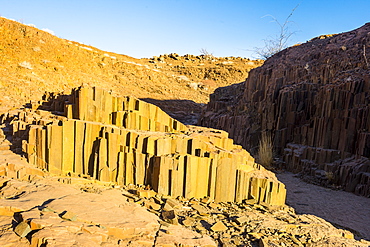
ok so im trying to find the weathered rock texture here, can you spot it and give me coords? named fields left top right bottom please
left=0, top=147, right=367, bottom=246
left=0, top=149, right=217, bottom=246
left=199, top=23, right=370, bottom=196
left=1, top=86, right=286, bottom=205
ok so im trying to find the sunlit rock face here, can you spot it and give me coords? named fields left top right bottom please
left=1, top=86, right=286, bottom=205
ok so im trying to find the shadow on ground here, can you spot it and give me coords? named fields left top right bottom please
left=140, top=98, right=204, bottom=125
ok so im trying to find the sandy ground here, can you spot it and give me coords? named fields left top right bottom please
left=276, top=171, right=370, bottom=241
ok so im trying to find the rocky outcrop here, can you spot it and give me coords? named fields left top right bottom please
left=0, top=148, right=368, bottom=246
left=1, top=86, right=286, bottom=205
left=0, top=150, right=217, bottom=246
left=199, top=23, right=370, bottom=196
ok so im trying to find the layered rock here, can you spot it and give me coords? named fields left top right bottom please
left=1, top=86, right=286, bottom=205
left=199, top=23, right=370, bottom=196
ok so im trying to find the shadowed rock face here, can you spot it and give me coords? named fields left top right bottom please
left=200, top=23, right=370, bottom=196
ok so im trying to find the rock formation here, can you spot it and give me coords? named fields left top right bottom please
left=1, top=86, right=286, bottom=205
left=200, top=23, right=370, bottom=196
left=0, top=149, right=217, bottom=246
left=1, top=17, right=369, bottom=246
left=0, top=145, right=367, bottom=246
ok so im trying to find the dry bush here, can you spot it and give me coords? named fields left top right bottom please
left=325, top=171, right=335, bottom=182
left=254, top=5, right=299, bottom=59
left=258, top=132, right=273, bottom=169
left=199, top=48, right=214, bottom=58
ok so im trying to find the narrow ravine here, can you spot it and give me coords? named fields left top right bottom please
left=276, top=171, right=370, bottom=241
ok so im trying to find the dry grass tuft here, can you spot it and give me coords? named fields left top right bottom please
left=258, top=132, right=273, bottom=169
left=325, top=171, right=335, bottom=182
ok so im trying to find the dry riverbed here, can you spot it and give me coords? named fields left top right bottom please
left=276, top=171, right=370, bottom=241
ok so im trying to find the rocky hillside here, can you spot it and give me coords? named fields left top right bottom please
left=200, top=23, right=370, bottom=196
left=0, top=17, right=262, bottom=123
left=1, top=16, right=370, bottom=246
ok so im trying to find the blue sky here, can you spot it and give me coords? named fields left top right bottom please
left=1, top=0, right=369, bottom=59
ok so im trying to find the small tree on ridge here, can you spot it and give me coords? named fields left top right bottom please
left=254, top=5, right=299, bottom=59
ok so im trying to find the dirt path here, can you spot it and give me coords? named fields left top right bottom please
left=276, top=171, right=370, bottom=241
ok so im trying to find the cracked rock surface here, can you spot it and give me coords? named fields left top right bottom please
left=0, top=146, right=369, bottom=246
left=0, top=144, right=217, bottom=246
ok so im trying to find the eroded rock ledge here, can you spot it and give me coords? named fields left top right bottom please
left=199, top=23, right=370, bottom=196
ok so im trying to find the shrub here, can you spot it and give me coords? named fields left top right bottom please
left=199, top=48, right=214, bottom=58
left=257, top=132, right=273, bottom=169
left=254, top=5, right=299, bottom=59
left=325, top=171, right=335, bottom=182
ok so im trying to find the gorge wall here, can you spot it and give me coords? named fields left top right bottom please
left=199, top=23, right=370, bottom=197
left=0, top=86, right=286, bottom=205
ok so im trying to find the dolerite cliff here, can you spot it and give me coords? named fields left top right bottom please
left=199, top=23, right=370, bottom=196
left=0, top=86, right=286, bottom=205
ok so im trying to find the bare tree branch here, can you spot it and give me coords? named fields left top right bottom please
left=254, top=4, right=299, bottom=59
left=199, top=48, right=214, bottom=57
